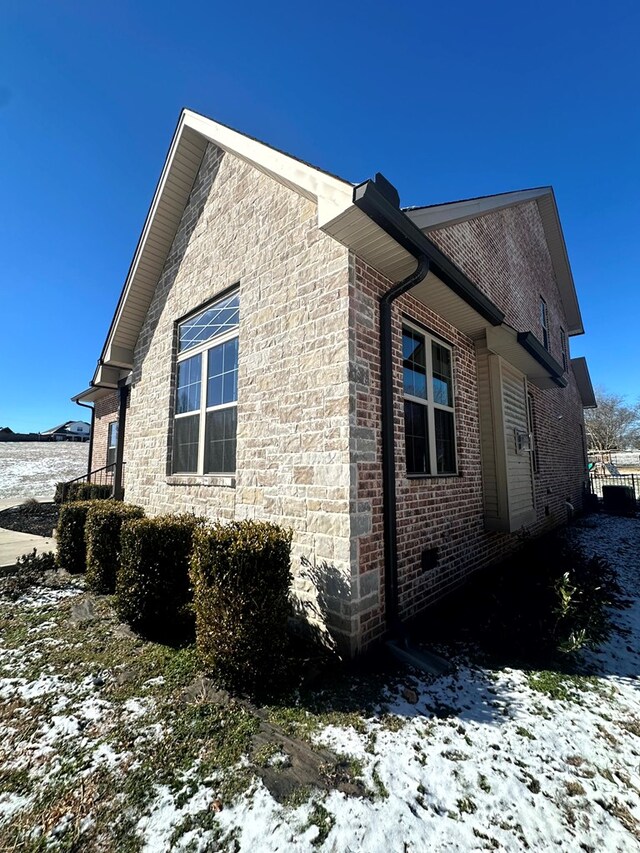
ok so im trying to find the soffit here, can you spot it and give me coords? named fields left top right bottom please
left=571, top=356, right=597, bottom=408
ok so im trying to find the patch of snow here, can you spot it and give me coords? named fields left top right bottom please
left=137, top=783, right=215, bottom=853
left=0, top=792, right=33, bottom=824
left=124, top=697, right=154, bottom=718
left=90, top=742, right=124, bottom=770
left=0, top=442, right=88, bottom=501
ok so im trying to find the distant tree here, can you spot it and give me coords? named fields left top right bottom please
left=584, top=388, right=640, bottom=451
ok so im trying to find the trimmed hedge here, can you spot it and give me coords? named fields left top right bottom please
left=56, top=501, right=101, bottom=574
left=115, top=514, right=201, bottom=639
left=85, top=501, right=145, bottom=594
left=190, top=520, right=293, bottom=696
left=54, top=482, right=112, bottom=504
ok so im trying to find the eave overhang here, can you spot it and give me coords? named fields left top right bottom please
left=71, top=385, right=115, bottom=404
left=324, top=177, right=566, bottom=390
left=571, top=357, right=597, bottom=408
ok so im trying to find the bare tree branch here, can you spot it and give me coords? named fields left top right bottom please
left=584, top=387, right=640, bottom=451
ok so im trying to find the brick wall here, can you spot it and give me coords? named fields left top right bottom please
left=122, top=143, right=355, bottom=650
left=426, top=201, right=570, bottom=360
left=91, top=392, right=119, bottom=471
left=349, top=201, right=588, bottom=650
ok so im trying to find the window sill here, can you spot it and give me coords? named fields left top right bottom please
left=166, top=474, right=236, bottom=489
left=406, top=472, right=462, bottom=480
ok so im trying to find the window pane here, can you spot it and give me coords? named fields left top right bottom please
left=204, top=408, right=237, bottom=473
left=176, top=354, right=201, bottom=414
left=179, top=292, right=240, bottom=353
left=107, top=422, right=118, bottom=448
left=207, top=339, right=238, bottom=407
left=173, top=414, right=200, bottom=473
left=106, top=422, right=118, bottom=467
left=404, top=400, right=429, bottom=474
left=402, top=328, right=427, bottom=399
left=434, top=409, right=456, bottom=474
left=432, top=342, right=453, bottom=406
left=403, top=367, right=427, bottom=399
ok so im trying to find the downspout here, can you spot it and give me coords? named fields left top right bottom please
left=353, top=175, right=505, bottom=647
left=113, top=382, right=129, bottom=501
left=74, top=399, right=95, bottom=479
left=380, top=257, right=430, bottom=635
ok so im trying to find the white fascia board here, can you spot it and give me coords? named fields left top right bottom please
left=182, top=111, right=354, bottom=227
left=407, top=187, right=584, bottom=338
left=405, top=189, right=551, bottom=231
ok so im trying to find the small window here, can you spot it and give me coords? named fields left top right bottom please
left=403, top=323, right=457, bottom=476
left=540, top=298, right=549, bottom=350
left=107, top=421, right=118, bottom=467
left=173, top=290, right=239, bottom=475
left=560, top=327, right=568, bottom=371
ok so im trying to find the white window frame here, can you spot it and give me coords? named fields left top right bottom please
left=106, top=421, right=118, bottom=467
left=402, top=320, right=458, bottom=476
left=173, top=294, right=239, bottom=475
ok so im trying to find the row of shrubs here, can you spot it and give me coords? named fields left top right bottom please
left=54, top=482, right=113, bottom=504
left=56, top=500, right=293, bottom=695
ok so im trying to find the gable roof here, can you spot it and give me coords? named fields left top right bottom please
left=41, top=421, right=90, bottom=435
left=82, top=110, right=585, bottom=399
left=91, top=109, right=354, bottom=388
left=404, top=188, right=584, bottom=336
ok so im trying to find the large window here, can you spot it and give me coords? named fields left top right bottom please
left=402, top=322, right=457, bottom=476
left=173, top=290, right=239, bottom=474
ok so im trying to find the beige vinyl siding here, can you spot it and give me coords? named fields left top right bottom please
left=475, top=343, right=502, bottom=519
left=476, top=341, right=536, bottom=532
left=501, top=362, right=536, bottom=527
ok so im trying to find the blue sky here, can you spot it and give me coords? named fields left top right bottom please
left=1, top=1, right=638, bottom=432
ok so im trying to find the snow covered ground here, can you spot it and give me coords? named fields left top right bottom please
left=0, top=442, right=88, bottom=501
left=0, top=513, right=638, bottom=851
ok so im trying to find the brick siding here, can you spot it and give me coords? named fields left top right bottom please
left=91, top=392, right=119, bottom=472
left=349, top=200, right=588, bottom=650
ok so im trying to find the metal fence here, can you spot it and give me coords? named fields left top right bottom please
left=589, top=474, right=640, bottom=500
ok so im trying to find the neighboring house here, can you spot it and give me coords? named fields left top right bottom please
left=41, top=421, right=91, bottom=442
left=73, top=109, right=596, bottom=655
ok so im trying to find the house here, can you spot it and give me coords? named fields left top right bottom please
left=73, top=109, right=596, bottom=655
left=40, top=421, right=91, bottom=442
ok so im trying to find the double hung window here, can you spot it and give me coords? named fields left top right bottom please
left=172, top=290, right=239, bottom=475
left=402, top=322, right=457, bottom=476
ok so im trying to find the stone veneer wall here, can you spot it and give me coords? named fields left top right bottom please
left=349, top=202, right=588, bottom=650
left=122, top=143, right=357, bottom=651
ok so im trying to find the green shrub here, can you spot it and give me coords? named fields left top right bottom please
left=552, top=550, right=622, bottom=653
left=54, top=482, right=113, bottom=504
left=422, top=531, right=623, bottom=663
left=85, top=501, right=145, bottom=594
left=0, top=549, right=57, bottom=600
left=190, top=520, right=293, bottom=697
left=56, top=501, right=102, bottom=574
left=115, top=514, right=201, bottom=639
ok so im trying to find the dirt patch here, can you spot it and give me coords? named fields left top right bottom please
left=0, top=501, right=59, bottom=537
